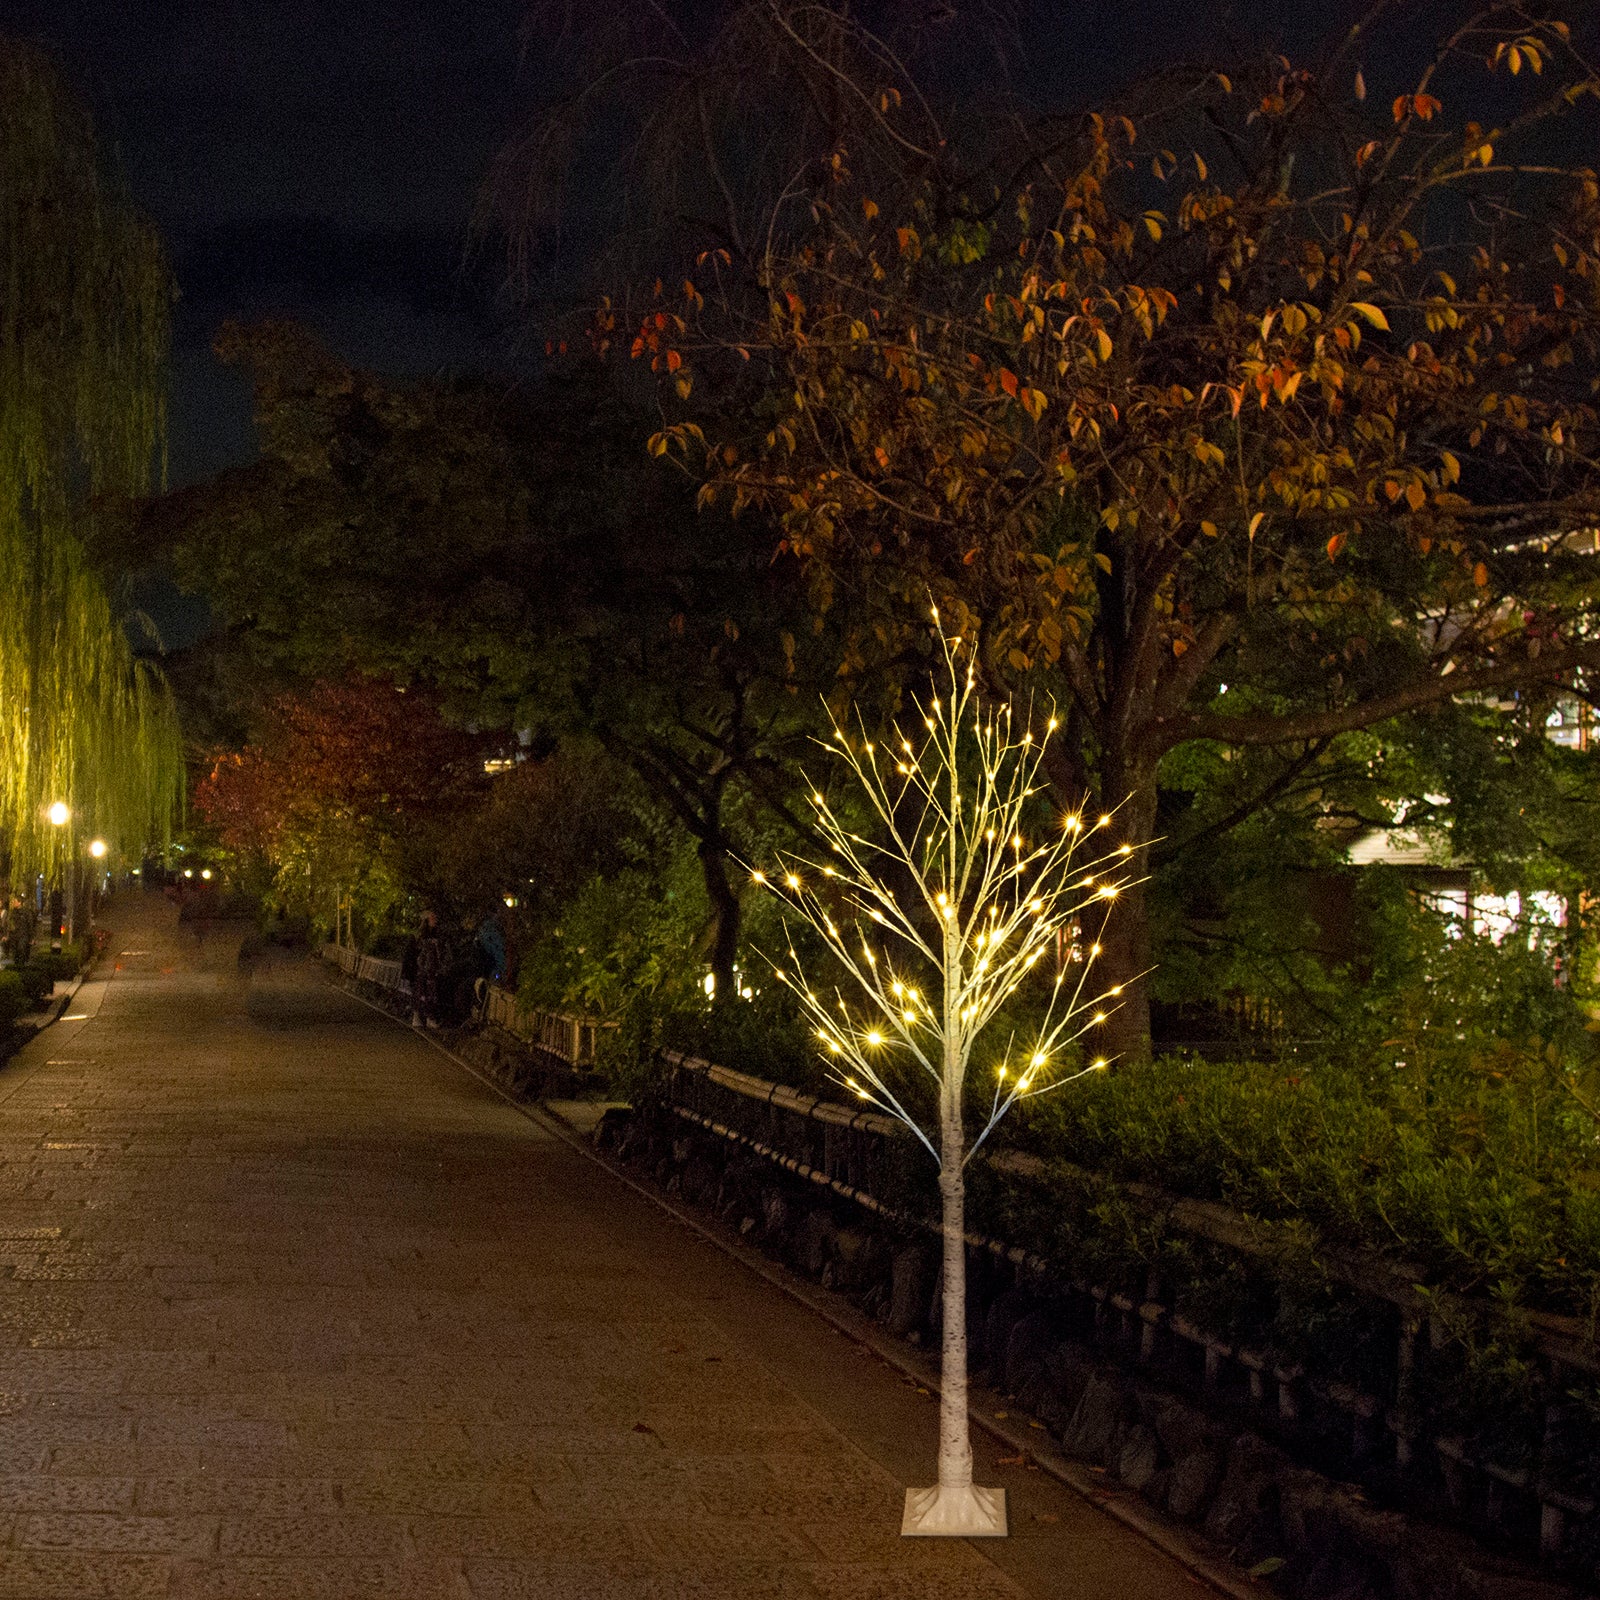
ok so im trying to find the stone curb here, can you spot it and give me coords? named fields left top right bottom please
left=336, top=980, right=1260, bottom=1600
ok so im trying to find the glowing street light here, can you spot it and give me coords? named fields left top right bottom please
left=200, top=869, right=212, bottom=881
left=88, top=839, right=107, bottom=859
left=46, top=801, right=69, bottom=827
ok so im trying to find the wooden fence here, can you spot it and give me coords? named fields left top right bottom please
left=322, top=943, right=605, bottom=1068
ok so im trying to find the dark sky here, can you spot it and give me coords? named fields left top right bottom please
left=9, top=0, right=530, bottom=486
left=11, top=0, right=1345, bottom=490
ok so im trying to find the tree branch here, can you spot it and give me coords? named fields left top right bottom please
left=1155, top=642, right=1600, bottom=752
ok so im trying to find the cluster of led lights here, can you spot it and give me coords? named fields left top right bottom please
left=747, top=627, right=1138, bottom=1156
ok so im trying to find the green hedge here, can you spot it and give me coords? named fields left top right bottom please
left=29, top=947, right=81, bottom=983
left=9, top=963, right=52, bottom=1007
left=0, top=971, right=25, bottom=1030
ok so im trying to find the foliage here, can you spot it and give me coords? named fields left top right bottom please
left=424, top=744, right=637, bottom=933
left=0, top=39, right=182, bottom=880
left=632, top=2, right=1600, bottom=1053
left=1012, top=926, right=1600, bottom=1322
left=9, top=962, right=53, bottom=1008
left=518, top=844, right=710, bottom=1021
left=193, top=677, right=491, bottom=939
left=139, top=326, right=834, bottom=998
left=0, top=970, right=25, bottom=1030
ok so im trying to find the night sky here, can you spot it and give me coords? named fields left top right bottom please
left=10, top=0, right=528, bottom=487
left=14, top=0, right=1339, bottom=490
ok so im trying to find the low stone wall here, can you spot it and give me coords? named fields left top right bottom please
left=599, top=1101, right=1581, bottom=1600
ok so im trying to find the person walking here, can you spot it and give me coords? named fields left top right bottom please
left=413, top=911, right=443, bottom=1029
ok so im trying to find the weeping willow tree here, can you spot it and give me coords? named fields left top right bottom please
left=0, top=39, right=182, bottom=884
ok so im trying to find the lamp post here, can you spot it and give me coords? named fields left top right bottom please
left=46, top=802, right=69, bottom=951
left=87, top=839, right=108, bottom=935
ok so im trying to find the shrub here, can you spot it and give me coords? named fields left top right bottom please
left=31, top=948, right=81, bottom=983
left=0, top=970, right=25, bottom=1030
left=10, top=964, right=53, bottom=1006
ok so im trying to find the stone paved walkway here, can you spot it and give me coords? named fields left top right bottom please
left=0, top=897, right=1204, bottom=1598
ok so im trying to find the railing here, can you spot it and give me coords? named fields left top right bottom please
left=658, top=1049, right=1600, bottom=1573
left=321, top=943, right=605, bottom=1067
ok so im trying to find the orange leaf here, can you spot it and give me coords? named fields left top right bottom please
left=1473, top=562, right=1489, bottom=588
left=999, top=368, right=1020, bottom=398
left=1327, top=533, right=1346, bottom=559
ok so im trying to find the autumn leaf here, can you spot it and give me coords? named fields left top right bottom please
left=1392, top=92, right=1442, bottom=122
left=1350, top=302, right=1389, bottom=330
left=1473, top=562, right=1489, bottom=588
left=1327, top=533, right=1346, bottom=559
left=998, top=368, right=1020, bottom=398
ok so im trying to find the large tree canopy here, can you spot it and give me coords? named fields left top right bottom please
left=0, top=39, right=182, bottom=879
left=141, top=324, right=832, bottom=998
left=631, top=1, right=1600, bottom=1054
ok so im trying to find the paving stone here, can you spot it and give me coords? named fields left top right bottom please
left=217, top=1513, right=411, bottom=1557
left=0, top=1548, right=170, bottom=1596
left=0, top=901, right=1198, bottom=1599
left=19, top=1511, right=218, bottom=1554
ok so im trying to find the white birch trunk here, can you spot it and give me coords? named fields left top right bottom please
left=936, top=1113, right=972, bottom=1494
left=900, top=913, right=1007, bottom=1535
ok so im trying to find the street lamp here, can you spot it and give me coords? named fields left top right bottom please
left=88, top=839, right=107, bottom=859
left=42, top=804, right=73, bottom=950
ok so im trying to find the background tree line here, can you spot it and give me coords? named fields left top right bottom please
left=125, top=0, right=1600, bottom=1080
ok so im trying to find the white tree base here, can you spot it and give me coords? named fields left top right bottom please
left=901, top=1483, right=1008, bottom=1537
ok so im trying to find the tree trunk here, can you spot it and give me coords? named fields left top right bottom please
left=935, top=1122, right=972, bottom=1492
left=900, top=931, right=1005, bottom=1538
left=698, top=833, right=741, bottom=1004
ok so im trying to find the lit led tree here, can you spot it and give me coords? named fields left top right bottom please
left=755, top=623, right=1136, bottom=1537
